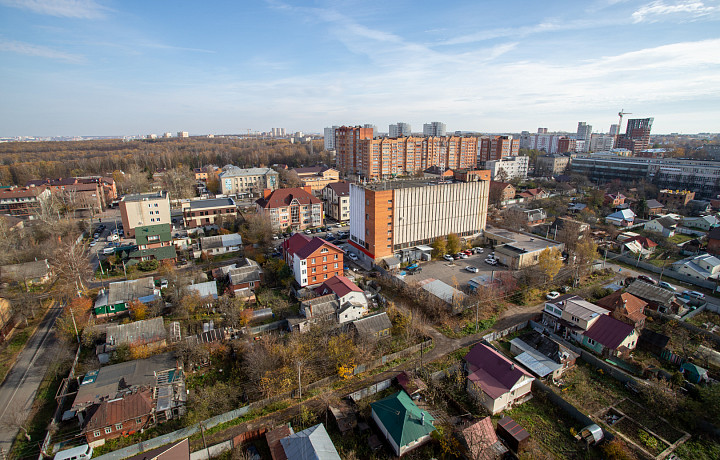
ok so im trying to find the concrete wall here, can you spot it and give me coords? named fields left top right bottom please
left=606, top=251, right=717, bottom=290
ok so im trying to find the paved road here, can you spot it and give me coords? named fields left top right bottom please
left=0, top=303, right=64, bottom=453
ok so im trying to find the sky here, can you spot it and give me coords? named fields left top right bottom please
left=1, top=0, right=720, bottom=137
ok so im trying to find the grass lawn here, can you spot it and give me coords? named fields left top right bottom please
left=0, top=300, right=52, bottom=383
left=552, top=362, right=633, bottom=414
left=668, top=234, right=694, bottom=244
left=674, top=436, right=720, bottom=460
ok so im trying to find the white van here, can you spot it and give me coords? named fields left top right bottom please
left=54, top=444, right=93, bottom=460
left=107, top=234, right=119, bottom=242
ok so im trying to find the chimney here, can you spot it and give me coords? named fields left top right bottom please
left=510, top=363, right=515, bottom=371
left=421, top=413, right=425, bottom=424
left=302, top=185, right=313, bottom=195
left=263, top=188, right=272, bottom=199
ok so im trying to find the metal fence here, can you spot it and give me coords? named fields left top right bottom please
left=348, top=377, right=393, bottom=403
left=606, top=251, right=717, bottom=290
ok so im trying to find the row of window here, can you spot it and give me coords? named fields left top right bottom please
left=93, top=418, right=143, bottom=437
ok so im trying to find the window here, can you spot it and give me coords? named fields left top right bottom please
left=334, top=254, right=338, bottom=259
left=301, top=269, right=306, bottom=274
left=105, top=427, right=112, bottom=434
left=94, top=430, right=101, bottom=438
left=334, top=263, right=338, bottom=268
left=321, top=248, right=328, bottom=253
left=115, top=423, right=123, bottom=430
left=324, top=274, right=328, bottom=279
left=323, top=256, right=327, bottom=262
left=311, top=258, right=315, bottom=264
left=366, top=214, right=369, bottom=220
left=312, top=267, right=316, bottom=273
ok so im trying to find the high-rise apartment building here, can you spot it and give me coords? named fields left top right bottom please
left=335, top=126, right=374, bottom=175
left=557, top=137, right=576, bottom=153
left=323, top=126, right=339, bottom=150
left=616, top=118, right=653, bottom=153
left=576, top=122, right=592, bottom=153
left=609, top=124, right=619, bottom=136
left=520, top=131, right=562, bottom=153
left=389, top=122, right=412, bottom=138
left=349, top=176, right=490, bottom=262
left=478, top=136, right=520, bottom=163
left=589, top=134, right=615, bottom=152
left=423, top=122, right=447, bottom=137
left=363, top=124, right=378, bottom=138
left=177, top=131, right=189, bottom=138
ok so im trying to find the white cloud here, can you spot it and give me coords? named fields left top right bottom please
left=0, top=39, right=84, bottom=62
left=632, top=0, right=719, bottom=23
left=0, top=0, right=108, bottom=19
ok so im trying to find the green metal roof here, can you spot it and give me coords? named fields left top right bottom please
left=128, top=245, right=177, bottom=260
left=371, top=391, right=435, bottom=448
left=134, top=224, right=172, bottom=245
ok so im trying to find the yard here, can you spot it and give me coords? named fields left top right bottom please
left=552, top=361, right=633, bottom=414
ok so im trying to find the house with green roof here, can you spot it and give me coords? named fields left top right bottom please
left=129, top=224, right=176, bottom=262
left=370, top=391, right=436, bottom=456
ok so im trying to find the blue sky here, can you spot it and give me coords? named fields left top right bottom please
left=1, top=0, right=720, bottom=137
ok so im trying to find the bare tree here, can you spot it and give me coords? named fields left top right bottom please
left=50, top=238, right=92, bottom=298
left=161, top=167, right=196, bottom=199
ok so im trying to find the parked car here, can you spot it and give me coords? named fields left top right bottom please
left=347, top=252, right=359, bottom=261
left=103, top=247, right=115, bottom=255
left=443, top=254, right=454, bottom=262
left=465, top=266, right=479, bottom=273
left=462, top=250, right=473, bottom=256
left=406, top=263, right=419, bottom=271
left=638, top=275, right=657, bottom=285
left=458, top=253, right=469, bottom=259
left=546, top=291, right=561, bottom=300
left=682, top=290, right=705, bottom=300
left=473, top=247, right=484, bottom=254
left=107, top=234, right=119, bottom=242
left=408, top=266, right=422, bottom=274
left=658, top=281, right=677, bottom=291
left=484, top=257, right=497, bottom=265
left=89, top=240, right=97, bottom=247
left=305, top=229, right=312, bottom=234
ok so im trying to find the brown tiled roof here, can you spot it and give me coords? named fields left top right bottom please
left=294, top=237, right=342, bottom=259
left=0, top=187, right=45, bottom=198
left=597, top=291, right=647, bottom=325
left=84, top=390, right=154, bottom=432
left=256, top=187, right=320, bottom=209
left=326, top=181, right=350, bottom=196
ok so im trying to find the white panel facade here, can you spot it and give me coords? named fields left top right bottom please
left=349, top=184, right=366, bottom=248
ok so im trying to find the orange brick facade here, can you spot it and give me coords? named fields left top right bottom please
left=305, top=246, right=344, bottom=285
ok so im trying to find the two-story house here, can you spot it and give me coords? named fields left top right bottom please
left=282, top=234, right=343, bottom=287
left=182, top=198, right=237, bottom=229
left=542, top=295, right=609, bottom=342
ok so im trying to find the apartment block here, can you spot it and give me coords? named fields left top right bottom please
left=335, top=126, right=374, bottom=175
left=616, top=118, right=653, bottom=153
left=535, top=154, right=570, bottom=176
left=291, top=166, right=340, bottom=193
left=589, top=134, right=615, bottom=152
left=557, top=137, right=576, bottom=154
left=177, top=131, right=189, bottom=138
left=256, top=186, right=323, bottom=231
left=119, top=191, right=171, bottom=238
left=481, top=156, right=529, bottom=181
left=389, top=122, right=412, bottom=138
left=519, top=131, right=562, bottom=153
left=478, top=136, right=520, bottom=163
left=323, top=126, right=339, bottom=150
left=182, top=198, right=238, bottom=228
left=349, top=176, right=489, bottom=262
left=659, top=189, right=695, bottom=210
left=321, top=181, right=350, bottom=222
left=218, top=166, right=279, bottom=197
left=423, top=122, right=446, bottom=137
left=282, top=234, right=343, bottom=287
left=0, top=187, right=51, bottom=218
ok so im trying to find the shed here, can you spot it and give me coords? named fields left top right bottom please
left=681, top=362, right=708, bottom=384
left=396, top=371, right=427, bottom=396
left=638, top=329, right=670, bottom=356
left=496, top=416, right=530, bottom=454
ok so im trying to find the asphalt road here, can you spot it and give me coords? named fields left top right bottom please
left=0, top=303, right=64, bottom=454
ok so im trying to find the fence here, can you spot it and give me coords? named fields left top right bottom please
left=680, top=303, right=707, bottom=322
left=348, top=377, right=393, bottom=403
left=646, top=310, right=720, bottom=348
left=248, top=319, right=287, bottom=335
left=605, top=251, right=717, bottom=290
left=481, top=321, right=528, bottom=342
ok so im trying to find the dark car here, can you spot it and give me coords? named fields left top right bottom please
left=638, top=275, right=657, bottom=285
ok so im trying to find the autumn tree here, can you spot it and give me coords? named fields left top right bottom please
left=446, top=233, right=461, bottom=254
left=241, top=213, right=274, bottom=250
left=55, top=296, right=93, bottom=344
left=574, top=238, right=599, bottom=276
left=161, top=166, right=196, bottom=199
left=537, top=247, right=563, bottom=283
left=128, top=300, right=148, bottom=320
left=431, top=238, right=447, bottom=259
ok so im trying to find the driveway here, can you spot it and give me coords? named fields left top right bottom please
left=407, top=252, right=509, bottom=289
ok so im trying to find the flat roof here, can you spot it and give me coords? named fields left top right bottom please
left=355, top=178, right=479, bottom=191
left=121, top=191, right=167, bottom=202
left=487, top=227, right=561, bottom=253
left=188, top=198, right=236, bottom=209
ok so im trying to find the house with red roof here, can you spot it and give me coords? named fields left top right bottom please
left=581, top=314, right=638, bottom=358
left=256, top=186, right=323, bottom=231
left=596, top=291, right=647, bottom=329
left=315, top=275, right=368, bottom=323
left=281, top=234, right=343, bottom=287
left=464, top=343, right=534, bottom=414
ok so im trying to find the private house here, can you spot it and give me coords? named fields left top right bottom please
left=289, top=294, right=340, bottom=332
left=581, top=315, right=638, bottom=358
left=517, top=188, right=547, bottom=201
left=686, top=200, right=712, bottom=216
left=278, top=423, right=341, bottom=460
left=371, top=391, right=436, bottom=456
left=547, top=217, right=590, bottom=241
left=707, top=227, right=720, bottom=256
left=193, top=165, right=220, bottom=181
left=282, top=234, right=343, bottom=287
left=0, top=259, right=52, bottom=289
left=226, top=258, right=263, bottom=299
left=567, top=202, right=587, bottom=213
left=644, top=216, right=678, bottom=237
left=464, top=343, right=534, bottom=415
left=321, top=181, right=350, bottom=223
left=683, top=215, right=720, bottom=231
left=186, top=281, right=219, bottom=303
left=489, top=181, right=516, bottom=204
left=350, top=312, right=392, bottom=339
left=315, top=275, right=368, bottom=323
left=606, top=209, right=636, bottom=227
left=620, top=236, right=657, bottom=258
left=604, top=193, right=626, bottom=207
left=509, top=330, right=579, bottom=380
left=181, top=198, right=237, bottom=229
left=94, top=278, right=160, bottom=317
left=198, top=233, right=243, bottom=256
left=256, top=186, right=323, bottom=231
left=105, top=317, right=167, bottom=348
left=645, top=199, right=665, bottom=216
left=291, top=166, right=340, bottom=193
left=541, top=296, right=609, bottom=342
left=129, top=224, right=177, bottom=262
left=72, top=353, right=186, bottom=446
left=596, top=291, right=647, bottom=328
left=508, top=207, right=547, bottom=226
left=625, top=280, right=679, bottom=314
left=459, top=417, right=508, bottom=460
left=672, top=253, right=720, bottom=280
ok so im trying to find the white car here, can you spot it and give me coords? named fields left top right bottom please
left=347, top=252, right=359, bottom=261
left=89, top=240, right=97, bottom=247
left=103, top=247, right=115, bottom=255
left=546, top=291, right=561, bottom=300
left=484, top=257, right=497, bottom=265
left=107, top=234, right=119, bottom=242
left=465, top=266, right=479, bottom=273
left=458, top=253, right=469, bottom=259
left=443, top=254, right=454, bottom=262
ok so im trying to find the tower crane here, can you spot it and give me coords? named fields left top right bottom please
left=616, top=109, right=632, bottom=145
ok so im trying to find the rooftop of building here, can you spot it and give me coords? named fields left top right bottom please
left=355, top=177, right=485, bottom=192
left=121, top=191, right=168, bottom=202
left=187, top=198, right=236, bottom=209
left=485, top=226, right=561, bottom=253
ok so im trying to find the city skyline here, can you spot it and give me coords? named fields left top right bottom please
left=1, top=0, right=720, bottom=137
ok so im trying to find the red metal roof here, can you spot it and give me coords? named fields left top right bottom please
left=464, top=343, right=532, bottom=400
left=84, top=390, right=154, bottom=432
left=256, top=187, right=320, bottom=209
left=582, top=314, right=635, bottom=350
left=315, top=275, right=361, bottom=298
left=282, top=233, right=312, bottom=258
left=294, top=237, right=342, bottom=260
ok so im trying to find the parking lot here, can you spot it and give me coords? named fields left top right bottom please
left=405, top=251, right=510, bottom=290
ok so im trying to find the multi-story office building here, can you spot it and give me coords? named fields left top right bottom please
left=481, top=156, right=529, bottom=181
left=557, top=137, right=576, bottom=153
left=349, top=175, right=490, bottom=263
left=519, top=131, right=562, bottom=153
left=589, top=134, right=615, bottom=152
left=218, top=166, right=279, bottom=197
left=535, top=154, right=570, bottom=176
left=389, top=122, right=412, bottom=138
left=335, top=127, right=477, bottom=179
left=119, top=191, right=171, bottom=238
left=321, top=181, right=350, bottom=222
left=256, top=187, right=323, bottom=231
left=570, top=154, right=720, bottom=199
left=182, top=198, right=238, bottom=228
left=616, top=118, right=653, bottom=153
left=323, top=126, right=339, bottom=150
left=423, top=122, right=447, bottom=137
left=478, top=136, right=520, bottom=163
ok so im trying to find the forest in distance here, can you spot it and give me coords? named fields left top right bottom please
left=0, top=138, right=330, bottom=186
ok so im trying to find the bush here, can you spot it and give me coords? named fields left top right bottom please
left=137, top=259, right=159, bottom=271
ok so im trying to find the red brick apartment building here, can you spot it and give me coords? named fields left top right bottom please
left=282, top=234, right=344, bottom=287
left=256, top=187, right=323, bottom=231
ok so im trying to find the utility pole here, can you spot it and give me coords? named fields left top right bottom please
left=199, top=421, right=210, bottom=459
left=297, top=361, right=303, bottom=399
left=69, top=304, right=80, bottom=344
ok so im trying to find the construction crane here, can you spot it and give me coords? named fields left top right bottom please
left=616, top=109, right=632, bottom=145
